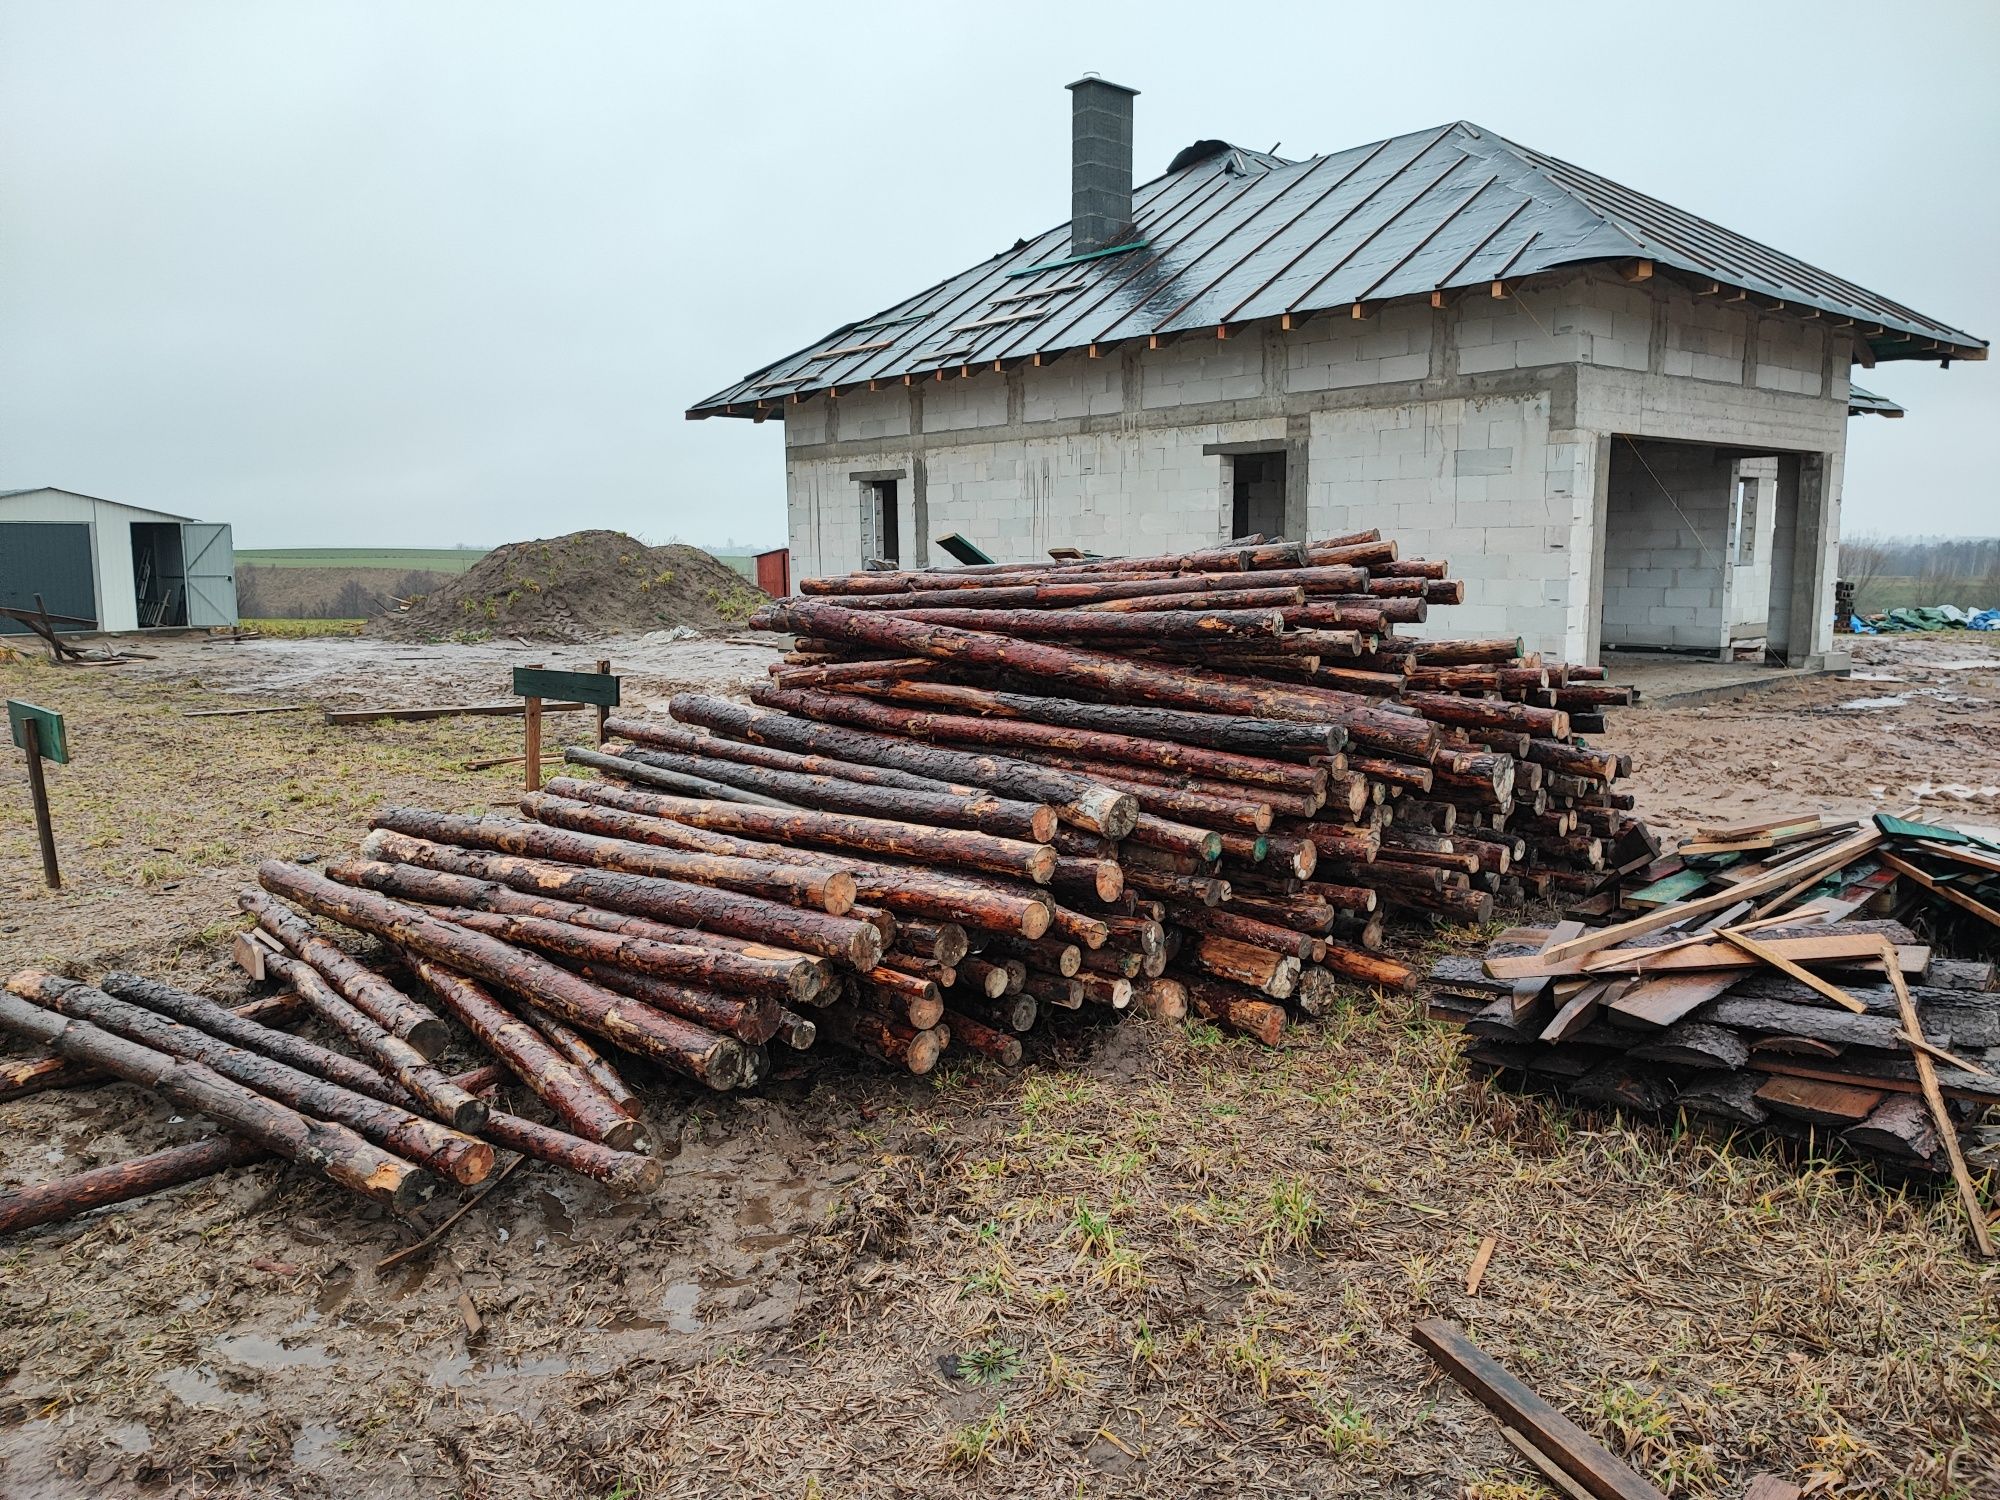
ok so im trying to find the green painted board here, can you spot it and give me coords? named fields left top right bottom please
left=6, top=700, right=68, bottom=764
left=512, top=667, right=620, bottom=708
left=1625, top=869, right=1710, bottom=907
left=1875, top=813, right=1968, bottom=844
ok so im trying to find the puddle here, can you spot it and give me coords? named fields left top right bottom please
left=427, top=1352, right=571, bottom=1390
left=104, top=1423, right=151, bottom=1455
left=738, top=1232, right=798, bottom=1254
left=210, top=1332, right=335, bottom=1370
left=734, top=1196, right=774, bottom=1229
left=291, top=1423, right=349, bottom=1469
left=659, top=1280, right=702, bottom=1333
left=535, top=1189, right=576, bottom=1244
left=313, top=1275, right=353, bottom=1316
left=156, top=1366, right=267, bottom=1413
left=1837, top=694, right=1910, bottom=710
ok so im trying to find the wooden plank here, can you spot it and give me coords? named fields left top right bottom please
left=1410, top=1319, right=1665, bottom=1500
left=1607, top=971, right=1743, bottom=1029
left=1713, top=928, right=1868, bottom=1013
left=1885, top=945, right=1996, bottom=1258
left=1466, top=1234, right=1497, bottom=1295
left=512, top=667, right=621, bottom=708
left=1752, top=1056, right=2000, bottom=1107
left=1507, top=825, right=1882, bottom=969
left=1554, top=933, right=1922, bottom=981
left=1754, top=1074, right=1885, bottom=1125
left=1880, top=852, right=2000, bottom=932
left=324, top=700, right=589, bottom=725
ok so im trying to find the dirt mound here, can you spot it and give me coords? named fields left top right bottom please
left=370, top=530, right=767, bottom=641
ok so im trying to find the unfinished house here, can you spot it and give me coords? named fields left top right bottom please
left=688, top=81, right=1984, bottom=667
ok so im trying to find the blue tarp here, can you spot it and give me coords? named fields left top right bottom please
left=1864, top=604, right=2000, bottom=632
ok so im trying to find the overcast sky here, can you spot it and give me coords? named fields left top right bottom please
left=2, top=1, right=1993, bottom=548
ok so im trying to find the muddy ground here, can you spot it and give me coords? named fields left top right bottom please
left=1, top=632, right=1997, bottom=1499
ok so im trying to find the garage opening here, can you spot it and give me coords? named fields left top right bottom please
left=1229, top=451, right=1286, bottom=540
left=131, top=522, right=188, bottom=627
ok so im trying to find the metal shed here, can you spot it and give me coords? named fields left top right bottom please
left=0, top=487, right=238, bottom=633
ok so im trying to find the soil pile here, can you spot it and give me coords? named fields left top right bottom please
left=371, top=530, right=767, bottom=642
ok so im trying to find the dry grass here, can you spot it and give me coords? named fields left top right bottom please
left=1, top=658, right=1996, bottom=1497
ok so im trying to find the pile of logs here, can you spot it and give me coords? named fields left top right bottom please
left=1428, top=810, right=2000, bottom=1255
left=2, top=529, right=1663, bottom=1235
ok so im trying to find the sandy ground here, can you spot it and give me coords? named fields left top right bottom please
left=1, top=630, right=1996, bottom=1499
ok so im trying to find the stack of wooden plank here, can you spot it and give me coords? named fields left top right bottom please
left=1427, top=809, right=2000, bottom=1254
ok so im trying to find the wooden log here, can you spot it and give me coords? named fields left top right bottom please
left=672, top=692, right=1138, bottom=836
left=842, top=680, right=1346, bottom=758
left=1314, top=942, right=1416, bottom=992
left=939, top=1008, right=1023, bottom=1066
left=552, top=958, right=782, bottom=1047
left=0, top=1134, right=269, bottom=1236
left=1080, top=585, right=1307, bottom=614
left=7, top=987, right=305, bottom=1103
left=357, top=823, right=881, bottom=970
left=511, top=789, right=1052, bottom=940
left=596, top=743, right=1057, bottom=841
left=956, top=957, right=1014, bottom=1000
left=0, top=985, right=435, bottom=1212
left=1407, top=638, right=1523, bottom=665
left=1189, top=935, right=1299, bottom=999
left=1134, top=977, right=1188, bottom=1022
left=235, top=900, right=488, bottom=1131
left=1839, top=1094, right=1940, bottom=1165
left=325, top=856, right=831, bottom=1006
left=1168, top=902, right=1318, bottom=960
left=515, top=1002, right=642, bottom=1119
left=523, top=784, right=1054, bottom=886
left=561, top=744, right=793, bottom=806
left=897, top=920, right=972, bottom=966
left=951, top=991, right=1039, bottom=1033
left=750, top=605, right=1437, bottom=760
left=1411, top=1319, right=1665, bottom=1500
left=1178, top=974, right=1286, bottom=1045
left=991, top=936, right=1083, bottom=977
left=255, top=862, right=755, bottom=1089
left=371, top=806, right=859, bottom=913
left=814, top=1003, right=943, bottom=1074
left=891, top=605, right=1288, bottom=640
left=12, top=971, right=494, bottom=1184
left=241, top=895, right=449, bottom=1057
left=406, top=957, right=635, bottom=1149
left=1404, top=690, right=1568, bottom=739
left=856, top=967, right=945, bottom=1028
left=771, top=656, right=935, bottom=687
left=1073, top=972, right=1133, bottom=1009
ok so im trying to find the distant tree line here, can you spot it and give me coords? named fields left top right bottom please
left=236, top=566, right=447, bottom=620
left=1840, top=535, right=2000, bottom=612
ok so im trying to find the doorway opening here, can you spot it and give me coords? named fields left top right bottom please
left=1229, top=451, right=1287, bottom=540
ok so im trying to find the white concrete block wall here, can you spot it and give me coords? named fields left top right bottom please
left=1140, top=338, right=1264, bottom=409
left=832, top=385, right=910, bottom=441
left=1600, top=441, right=1732, bottom=652
left=921, top=377, right=1010, bottom=433
left=1023, top=360, right=1122, bottom=422
left=1304, top=392, right=1590, bottom=659
left=1753, top=319, right=1826, bottom=397
left=1660, top=298, right=1747, bottom=382
left=1285, top=303, right=1432, bottom=391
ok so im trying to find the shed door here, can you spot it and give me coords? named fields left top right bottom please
left=0, top=522, right=96, bottom=633
left=179, top=522, right=238, bottom=626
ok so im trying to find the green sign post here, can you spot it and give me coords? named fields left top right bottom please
left=7, top=699, right=67, bottom=889
left=512, top=663, right=619, bottom=791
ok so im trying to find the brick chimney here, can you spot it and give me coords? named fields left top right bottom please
left=1066, top=76, right=1139, bottom=256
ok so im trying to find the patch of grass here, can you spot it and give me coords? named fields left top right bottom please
left=234, top=547, right=488, bottom=571
left=238, top=617, right=366, bottom=637
left=953, top=1338, right=1021, bottom=1387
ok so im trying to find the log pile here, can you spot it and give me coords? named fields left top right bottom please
left=1427, top=809, right=2000, bottom=1255
left=3, top=529, right=1665, bottom=1234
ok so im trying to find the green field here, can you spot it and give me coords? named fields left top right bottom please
left=234, top=547, right=491, bottom=571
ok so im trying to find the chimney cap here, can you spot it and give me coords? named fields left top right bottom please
left=1066, top=75, right=1139, bottom=96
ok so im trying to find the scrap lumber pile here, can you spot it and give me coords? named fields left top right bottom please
left=1427, top=810, right=2000, bottom=1253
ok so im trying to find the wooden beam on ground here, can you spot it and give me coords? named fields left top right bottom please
left=324, top=701, right=589, bottom=725
left=1411, top=1319, right=1665, bottom=1500
left=1885, top=943, right=1995, bottom=1258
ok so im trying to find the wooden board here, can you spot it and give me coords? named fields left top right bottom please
left=1754, top=1074, right=1885, bottom=1125
left=1410, top=1319, right=1665, bottom=1500
left=512, top=666, right=621, bottom=708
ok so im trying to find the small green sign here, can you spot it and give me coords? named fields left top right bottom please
left=7, top=700, right=68, bottom=765
left=512, top=667, right=621, bottom=708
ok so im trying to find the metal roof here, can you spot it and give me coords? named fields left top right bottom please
left=689, top=121, right=1983, bottom=418
left=1847, top=384, right=1905, bottom=418
left=0, top=486, right=199, bottom=521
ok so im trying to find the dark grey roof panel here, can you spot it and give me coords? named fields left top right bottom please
left=689, top=121, right=1984, bottom=415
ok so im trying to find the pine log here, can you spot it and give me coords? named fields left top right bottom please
left=370, top=806, right=859, bottom=913
left=1134, top=978, right=1189, bottom=1022
left=771, top=655, right=935, bottom=687
left=1168, top=902, right=1317, bottom=960
left=14, top=986, right=304, bottom=1104
left=814, top=1003, right=943, bottom=1074
left=515, top=1002, right=643, bottom=1119
left=671, top=692, right=1139, bottom=836
left=523, top=783, right=1054, bottom=885
left=0, top=984, right=434, bottom=1212
left=355, top=827, right=882, bottom=970
left=13, top=971, right=494, bottom=1184
left=241, top=895, right=448, bottom=1057
left=939, top=1008, right=1023, bottom=1066
left=1179, top=974, right=1286, bottom=1045
left=896, top=920, right=972, bottom=966
left=255, top=862, right=754, bottom=1088
left=840, top=680, right=1346, bottom=758
left=891, top=605, right=1288, bottom=640
left=1313, top=942, right=1416, bottom=991
left=406, top=957, right=635, bottom=1148
left=747, top=605, right=1437, bottom=760
left=1080, top=585, right=1307, bottom=613
left=551, top=958, right=783, bottom=1046
left=856, top=968, right=945, bottom=1028
left=1190, top=935, right=1299, bottom=999
left=598, top=743, right=1056, bottom=841
left=325, top=856, right=832, bottom=1006
left=233, top=903, right=487, bottom=1131
left=0, top=1134, right=268, bottom=1236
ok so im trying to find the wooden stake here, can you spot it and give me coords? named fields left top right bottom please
left=1884, top=943, right=1995, bottom=1258
left=21, top=718, right=59, bottom=890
